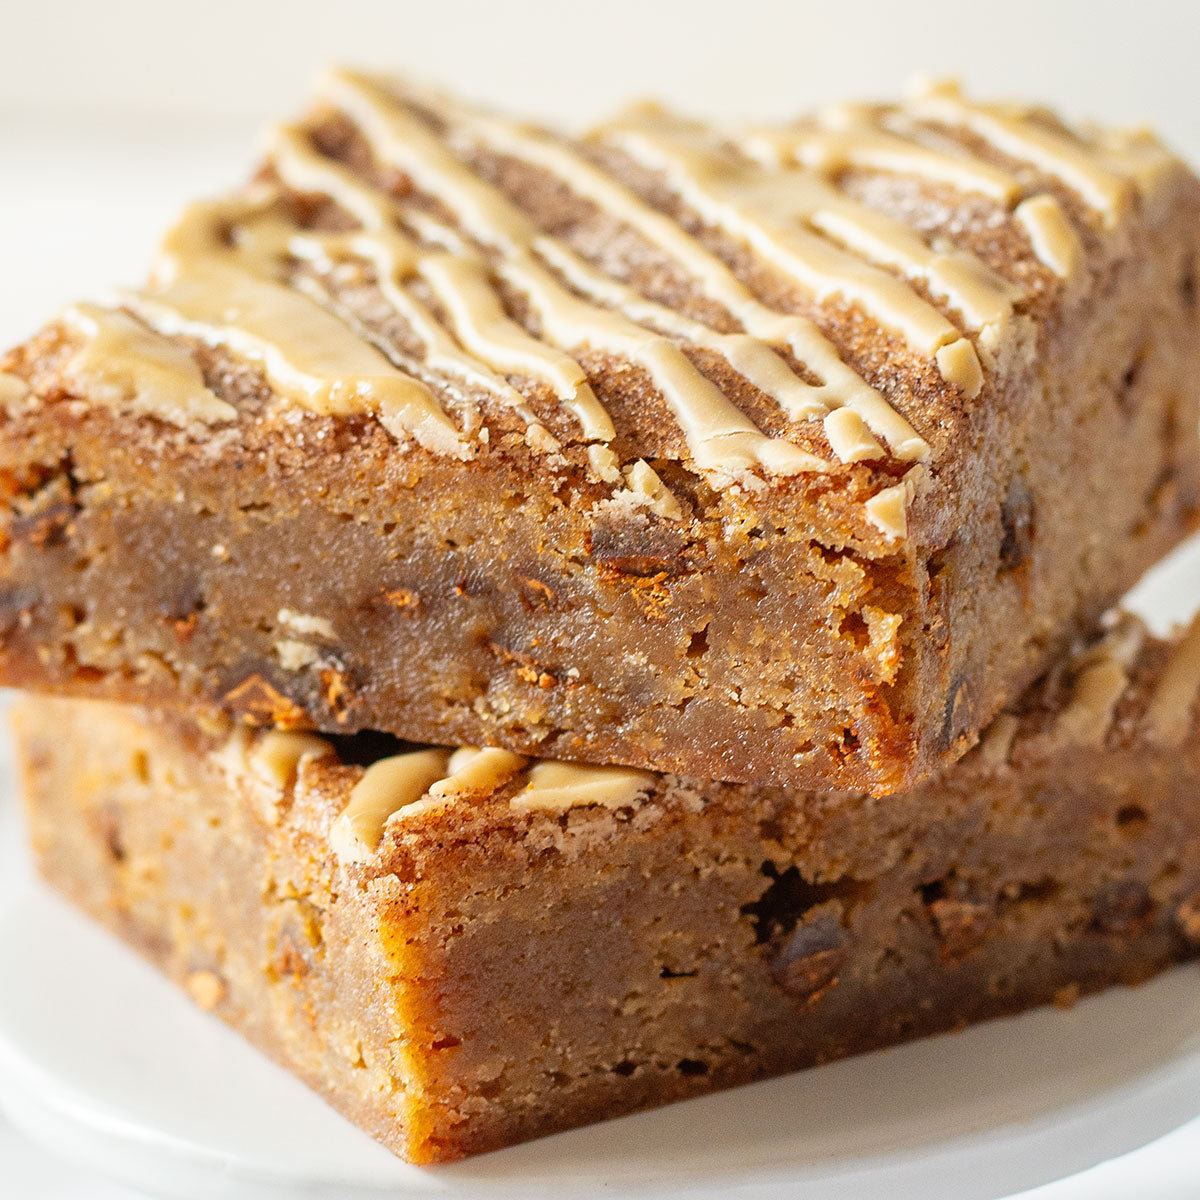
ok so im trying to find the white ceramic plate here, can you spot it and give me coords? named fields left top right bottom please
left=1, top=538, right=1200, bottom=1200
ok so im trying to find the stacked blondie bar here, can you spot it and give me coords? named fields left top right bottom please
left=3, top=72, right=1200, bottom=1162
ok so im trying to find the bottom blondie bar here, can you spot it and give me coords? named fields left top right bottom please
left=15, top=616, right=1200, bottom=1163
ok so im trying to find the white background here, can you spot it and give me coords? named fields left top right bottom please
left=3, top=0, right=1200, bottom=1195
left=3, top=0, right=1200, bottom=140
left=4, top=0, right=1200, bottom=345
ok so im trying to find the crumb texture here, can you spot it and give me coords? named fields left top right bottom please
left=13, top=618, right=1200, bottom=1160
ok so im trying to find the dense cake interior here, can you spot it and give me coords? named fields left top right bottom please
left=16, top=614, right=1200, bottom=1161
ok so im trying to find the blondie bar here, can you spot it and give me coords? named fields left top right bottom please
left=16, top=613, right=1200, bottom=1161
left=2, top=76, right=1198, bottom=790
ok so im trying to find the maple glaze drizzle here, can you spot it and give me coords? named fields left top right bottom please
left=738, top=86, right=1149, bottom=282
left=59, top=303, right=238, bottom=427
left=393, top=80, right=926, bottom=458
left=129, top=193, right=473, bottom=457
left=593, top=103, right=993, bottom=394
left=904, top=81, right=1134, bottom=226
left=740, top=104, right=1023, bottom=204
left=59, top=71, right=1176, bottom=532
left=981, top=614, right=1200, bottom=764
left=321, top=69, right=825, bottom=478
left=1145, top=616, right=1200, bottom=745
left=322, top=735, right=653, bottom=860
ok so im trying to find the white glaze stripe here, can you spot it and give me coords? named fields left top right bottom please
left=740, top=108, right=1023, bottom=203
left=130, top=195, right=471, bottom=457
left=906, top=82, right=1132, bottom=226
left=58, top=304, right=238, bottom=427
left=322, top=69, right=823, bottom=478
left=270, top=123, right=604, bottom=440
left=593, top=107, right=985, bottom=397
left=393, top=82, right=928, bottom=456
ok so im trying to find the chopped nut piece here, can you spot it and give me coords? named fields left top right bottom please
left=928, top=897, right=993, bottom=961
left=185, top=970, right=226, bottom=1012
left=223, top=675, right=309, bottom=729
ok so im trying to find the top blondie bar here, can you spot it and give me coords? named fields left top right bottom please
left=1, top=72, right=1197, bottom=793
